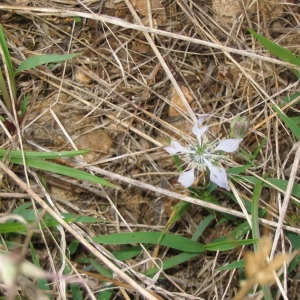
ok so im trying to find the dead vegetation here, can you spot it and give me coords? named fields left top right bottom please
left=0, top=0, right=299, bottom=299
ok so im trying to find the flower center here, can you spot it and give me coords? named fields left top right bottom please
left=183, top=142, right=225, bottom=168
left=195, top=145, right=205, bottom=155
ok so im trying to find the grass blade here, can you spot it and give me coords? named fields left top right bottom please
left=0, top=25, right=16, bottom=104
left=249, top=29, right=300, bottom=78
left=0, top=25, right=14, bottom=76
left=93, top=231, right=205, bottom=253
left=7, top=157, right=116, bottom=188
left=94, top=231, right=254, bottom=253
left=16, top=53, right=80, bottom=74
left=273, top=105, right=300, bottom=140
left=146, top=252, right=199, bottom=276
left=0, top=149, right=89, bottom=160
left=0, top=66, right=12, bottom=111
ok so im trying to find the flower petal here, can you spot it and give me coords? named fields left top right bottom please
left=196, top=115, right=209, bottom=126
left=178, top=168, right=195, bottom=188
left=204, top=159, right=230, bottom=190
left=192, top=116, right=209, bottom=136
left=192, top=125, right=208, bottom=142
left=215, top=138, right=242, bottom=153
left=164, top=140, right=187, bottom=155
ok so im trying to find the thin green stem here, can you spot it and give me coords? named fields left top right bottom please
left=0, top=66, right=12, bottom=112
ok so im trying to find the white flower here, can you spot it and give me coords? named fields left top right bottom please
left=165, top=115, right=242, bottom=190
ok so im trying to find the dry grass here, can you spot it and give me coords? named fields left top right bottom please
left=0, top=0, right=299, bottom=299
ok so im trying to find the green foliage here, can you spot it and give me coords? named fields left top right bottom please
left=250, top=177, right=264, bottom=243
left=93, top=230, right=254, bottom=254
left=192, top=215, right=215, bottom=241
left=282, top=92, right=300, bottom=104
left=0, top=26, right=15, bottom=109
left=112, top=246, right=144, bottom=261
left=0, top=149, right=116, bottom=188
left=69, top=284, right=83, bottom=300
left=217, top=259, right=245, bottom=271
left=242, top=176, right=300, bottom=199
left=0, top=202, right=100, bottom=234
left=0, top=148, right=88, bottom=160
left=273, top=104, right=300, bottom=141
left=29, top=243, right=52, bottom=299
left=238, top=137, right=267, bottom=166
left=144, top=220, right=253, bottom=275
left=249, top=28, right=300, bottom=78
left=93, top=225, right=254, bottom=254
left=94, top=231, right=205, bottom=253
left=15, top=53, right=79, bottom=74
left=19, top=94, right=30, bottom=117
left=0, top=24, right=79, bottom=122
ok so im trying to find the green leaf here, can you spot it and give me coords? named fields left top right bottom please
left=0, top=25, right=16, bottom=105
left=72, top=16, right=82, bottom=23
left=291, top=116, right=300, bottom=125
left=242, top=176, right=300, bottom=199
left=0, top=222, right=29, bottom=233
left=7, top=156, right=116, bottom=188
left=282, top=93, right=300, bottom=104
left=249, top=29, right=300, bottom=78
left=30, top=243, right=52, bottom=298
left=288, top=254, right=300, bottom=273
left=273, top=105, right=300, bottom=140
left=0, top=25, right=14, bottom=76
left=0, top=209, right=98, bottom=233
left=217, top=259, right=245, bottom=271
left=20, top=94, right=30, bottom=116
left=13, top=202, right=32, bottom=214
left=0, top=217, right=56, bottom=233
left=16, top=53, right=80, bottom=74
left=69, top=284, right=83, bottom=300
left=204, top=238, right=256, bottom=251
left=286, top=232, right=300, bottom=250
left=64, top=214, right=99, bottom=224
left=113, top=246, right=143, bottom=261
left=0, top=66, right=12, bottom=111
left=251, top=177, right=264, bottom=247
left=89, top=259, right=113, bottom=278
left=94, top=231, right=255, bottom=253
left=192, top=214, right=215, bottom=241
left=146, top=252, right=199, bottom=276
left=169, top=201, right=190, bottom=224
left=0, top=149, right=89, bottom=160
left=210, top=221, right=251, bottom=246
left=69, top=240, right=80, bottom=255
left=93, top=232, right=205, bottom=253
left=97, top=290, right=113, bottom=300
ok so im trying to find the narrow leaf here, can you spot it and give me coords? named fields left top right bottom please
left=93, top=232, right=205, bottom=253
left=0, top=149, right=89, bottom=160
left=282, top=93, right=300, bottom=104
left=204, top=239, right=256, bottom=251
left=0, top=66, right=12, bottom=111
left=273, top=105, right=300, bottom=140
left=146, top=252, right=199, bottom=276
left=7, top=157, right=116, bottom=188
left=0, top=25, right=14, bottom=76
left=20, top=95, right=30, bottom=116
left=217, top=259, right=245, bottom=271
left=0, top=25, right=16, bottom=102
left=16, top=53, right=79, bottom=74
left=249, top=29, right=300, bottom=78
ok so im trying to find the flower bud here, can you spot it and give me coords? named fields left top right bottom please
left=230, top=116, right=250, bottom=139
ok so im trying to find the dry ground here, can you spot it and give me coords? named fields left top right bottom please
left=0, top=0, right=299, bottom=299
